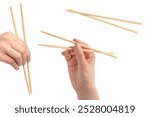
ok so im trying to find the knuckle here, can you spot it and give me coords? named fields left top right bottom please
left=4, top=32, right=13, bottom=38
left=1, top=32, right=12, bottom=38
left=0, top=41, right=6, bottom=45
left=16, top=54, right=22, bottom=60
left=0, top=42, right=9, bottom=50
left=21, top=48, right=26, bottom=54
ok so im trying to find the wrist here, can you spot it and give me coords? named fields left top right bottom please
left=76, top=84, right=99, bottom=100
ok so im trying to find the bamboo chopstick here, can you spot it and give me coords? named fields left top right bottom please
left=20, top=3, right=32, bottom=94
left=10, top=6, right=31, bottom=94
left=39, top=44, right=71, bottom=49
left=38, top=44, right=94, bottom=52
left=67, top=9, right=142, bottom=25
left=41, top=31, right=117, bottom=58
left=10, top=7, right=18, bottom=36
left=66, top=9, right=140, bottom=33
left=83, top=14, right=138, bottom=33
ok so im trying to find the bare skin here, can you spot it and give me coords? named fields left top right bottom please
left=62, top=39, right=99, bottom=100
left=0, top=32, right=31, bottom=70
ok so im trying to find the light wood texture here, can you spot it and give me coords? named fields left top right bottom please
left=41, top=31, right=117, bottom=58
left=10, top=5, right=31, bottom=94
left=66, top=9, right=139, bottom=33
left=38, top=44, right=93, bottom=52
left=20, top=3, right=32, bottom=94
left=67, top=9, right=142, bottom=25
left=39, top=44, right=71, bottom=49
left=84, top=14, right=137, bottom=33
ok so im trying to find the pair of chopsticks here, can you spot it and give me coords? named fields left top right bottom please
left=66, top=9, right=142, bottom=34
left=39, top=31, right=117, bottom=58
left=10, top=4, right=32, bottom=95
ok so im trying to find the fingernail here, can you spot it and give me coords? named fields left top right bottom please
left=61, top=51, right=65, bottom=56
left=16, top=67, right=19, bottom=70
left=75, top=43, right=81, bottom=50
left=27, top=57, right=31, bottom=62
left=73, top=38, right=78, bottom=42
left=76, top=43, right=80, bottom=47
left=75, top=43, right=78, bottom=47
left=27, top=59, right=31, bottom=63
left=28, top=59, right=30, bottom=63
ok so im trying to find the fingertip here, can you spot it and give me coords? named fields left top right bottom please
left=73, top=38, right=78, bottom=42
left=27, top=56, right=31, bottom=63
left=75, top=43, right=80, bottom=50
left=61, top=51, right=65, bottom=56
left=14, top=66, right=19, bottom=70
left=18, top=59, right=23, bottom=66
left=16, top=67, right=19, bottom=70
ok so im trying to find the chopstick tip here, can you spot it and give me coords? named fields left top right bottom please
left=66, top=9, right=73, bottom=12
left=41, top=31, right=46, bottom=34
left=38, top=44, right=42, bottom=46
left=134, top=31, right=138, bottom=34
left=113, top=56, right=118, bottom=58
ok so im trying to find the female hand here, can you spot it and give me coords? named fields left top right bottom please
left=62, top=39, right=99, bottom=100
left=0, top=32, right=31, bottom=70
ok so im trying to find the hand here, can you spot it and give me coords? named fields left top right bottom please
left=62, top=39, right=99, bottom=100
left=0, top=32, right=31, bottom=70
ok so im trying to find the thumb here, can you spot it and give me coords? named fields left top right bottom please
left=74, top=43, right=86, bottom=65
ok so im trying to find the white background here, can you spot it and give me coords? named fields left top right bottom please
left=0, top=0, right=150, bottom=117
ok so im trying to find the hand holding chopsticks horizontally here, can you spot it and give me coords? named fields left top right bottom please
left=39, top=31, right=117, bottom=58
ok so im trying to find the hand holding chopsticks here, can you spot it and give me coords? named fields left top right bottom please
left=10, top=4, right=32, bottom=94
left=39, top=31, right=117, bottom=58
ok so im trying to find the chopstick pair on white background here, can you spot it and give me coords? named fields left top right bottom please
left=10, top=4, right=32, bottom=95
left=66, top=9, right=142, bottom=34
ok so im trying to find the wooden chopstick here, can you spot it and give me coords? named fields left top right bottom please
left=83, top=14, right=138, bottom=33
left=10, top=6, right=31, bottom=94
left=67, top=9, right=142, bottom=25
left=38, top=44, right=94, bottom=52
left=10, top=7, right=18, bottom=36
left=66, top=9, right=139, bottom=33
left=39, top=44, right=71, bottom=49
left=41, top=31, right=117, bottom=58
left=20, top=3, right=32, bottom=94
